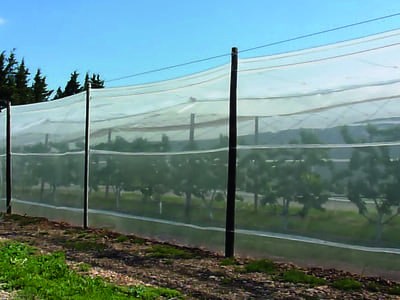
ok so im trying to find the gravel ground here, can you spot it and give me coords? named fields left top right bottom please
left=0, top=214, right=399, bottom=299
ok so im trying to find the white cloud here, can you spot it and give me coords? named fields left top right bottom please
left=0, top=18, right=6, bottom=25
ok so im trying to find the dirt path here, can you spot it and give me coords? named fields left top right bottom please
left=0, top=214, right=399, bottom=299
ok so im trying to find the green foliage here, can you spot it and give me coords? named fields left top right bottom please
left=146, top=244, right=194, bottom=259
left=63, top=240, right=107, bottom=251
left=388, top=285, right=400, bottom=295
left=76, top=262, right=91, bottom=273
left=244, top=259, right=277, bottom=274
left=0, top=50, right=52, bottom=104
left=220, top=257, right=238, bottom=266
left=331, top=277, right=362, bottom=291
left=115, top=235, right=129, bottom=243
left=340, top=125, right=400, bottom=241
left=62, top=71, right=82, bottom=97
left=365, top=282, right=381, bottom=292
left=237, top=130, right=332, bottom=228
left=124, top=285, right=182, bottom=299
left=0, top=241, right=182, bottom=299
left=6, top=214, right=45, bottom=226
left=31, top=69, right=53, bottom=102
left=279, top=269, right=326, bottom=286
left=84, top=72, right=105, bottom=89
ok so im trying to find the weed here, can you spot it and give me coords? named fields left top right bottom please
left=365, top=282, right=381, bottom=292
left=331, top=277, right=362, bottom=291
left=76, top=232, right=91, bottom=239
left=6, top=214, right=44, bottom=226
left=221, top=277, right=233, bottom=284
left=63, top=229, right=79, bottom=235
left=162, top=259, right=173, bottom=265
left=388, top=285, right=400, bottom=295
left=278, top=269, right=326, bottom=286
left=76, top=262, right=91, bottom=272
left=220, top=257, right=238, bottom=266
left=115, top=235, right=129, bottom=243
left=146, top=244, right=193, bottom=259
left=244, top=259, right=277, bottom=274
left=63, top=240, right=107, bottom=251
left=126, top=285, right=182, bottom=299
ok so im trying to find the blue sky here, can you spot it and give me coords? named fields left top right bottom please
left=1, top=0, right=400, bottom=92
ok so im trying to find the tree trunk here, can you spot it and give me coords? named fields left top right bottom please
left=185, top=191, right=192, bottom=222
left=51, top=184, right=56, bottom=203
left=40, top=179, right=45, bottom=200
left=375, top=213, right=384, bottom=244
left=115, top=186, right=121, bottom=209
left=254, top=192, right=259, bottom=212
left=105, top=182, right=109, bottom=199
left=281, top=199, right=290, bottom=231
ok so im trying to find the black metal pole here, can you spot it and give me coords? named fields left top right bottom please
left=6, top=99, right=11, bottom=214
left=83, top=83, right=91, bottom=228
left=225, top=47, right=238, bottom=257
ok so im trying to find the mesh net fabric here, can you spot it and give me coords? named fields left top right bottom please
left=0, top=29, right=400, bottom=275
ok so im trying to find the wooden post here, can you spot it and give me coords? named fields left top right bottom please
left=225, top=47, right=238, bottom=257
left=83, top=83, right=91, bottom=228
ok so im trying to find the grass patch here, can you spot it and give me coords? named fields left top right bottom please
left=76, top=262, right=91, bottom=273
left=130, top=237, right=146, bottom=245
left=388, top=285, right=400, bottom=295
left=331, top=277, right=362, bottom=291
left=0, top=241, right=182, bottom=299
left=365, top=282, right=381, bottom=292
left=115, top=235, right=129, bottom=243
left=221, top=277, right=233, bottom=284
left=5, top=214, right=45, bottom=226
left=244, top=259, right=277, bottom=274
left=278, top=269, right=326, bottom=286
left=220, top=257, right=238, bottom=266
left=146, top=244, right=194, bottom=259
left=63, top=240, right=107, bottom=252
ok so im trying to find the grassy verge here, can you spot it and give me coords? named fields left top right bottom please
left=0, top=240, right=182, bottom=299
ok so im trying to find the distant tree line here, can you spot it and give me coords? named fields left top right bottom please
left=0, top=49, right=104, bottom=105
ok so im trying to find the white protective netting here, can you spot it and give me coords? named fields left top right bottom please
left=0, top=29, right=399, bottom=275
left=3, top=29, right=399, bottom=146
left=5, top=92, right=86, bottom=226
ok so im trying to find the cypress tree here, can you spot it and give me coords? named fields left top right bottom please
left=13, top=59, right=31, bottom=105
left=31, top=69, right=52, bottom=102
left=90, top=73, right=104, bottom=89
left=63, top=71, right=82, bottom=97
left=53, top=87, right=64, bottom=100
left=84, top=72, right=105, bottom=89
left=0, top=51, right=18, bottom=101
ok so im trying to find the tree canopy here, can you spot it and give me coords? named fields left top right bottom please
left=0, top=49, right=105, bottom=104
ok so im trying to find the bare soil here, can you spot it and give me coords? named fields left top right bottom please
left=0, top=213, right=399, bottom=299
